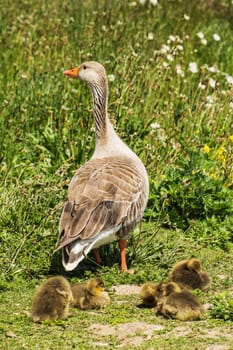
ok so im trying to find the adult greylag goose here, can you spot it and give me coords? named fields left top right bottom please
left=55, top=61, right=149, bottom=272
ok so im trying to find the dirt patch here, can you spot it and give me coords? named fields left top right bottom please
left=89, top=285, right=233, bottom=348
left=112, top=284, right=141, bottom=295
left=205, top=346, right=231, bottom=350
left=89, top=321, right=164, bottom=347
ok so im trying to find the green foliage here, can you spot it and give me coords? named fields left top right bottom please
left=187, top=215, right=233, bottom=249
left=148, top=148, right=233, bottom=230
left=210, top=293, right=233, bottom=321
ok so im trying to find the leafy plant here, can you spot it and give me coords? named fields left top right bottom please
left=210, top=293, right=233, bottom=321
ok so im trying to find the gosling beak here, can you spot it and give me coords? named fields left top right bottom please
left=64, top=66, right=80, bottom=78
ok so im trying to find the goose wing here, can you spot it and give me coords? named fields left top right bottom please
left=55, top=156, right=147, bottom=251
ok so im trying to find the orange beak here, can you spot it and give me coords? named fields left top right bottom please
left=64, top=66, right=79, bottom=78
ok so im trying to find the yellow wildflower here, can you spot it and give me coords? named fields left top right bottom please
left=209, top=173, right=218, bottom=179
left=229, top=135, right=233, bottom=143
left=217, top=146, right=226, bottom=163
left=203, top=144, right=210, bottom=154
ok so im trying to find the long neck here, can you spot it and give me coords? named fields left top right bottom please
left=90, top=77, right=110, bottom=142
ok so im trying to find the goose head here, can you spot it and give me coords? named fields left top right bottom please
left=64, top=61, right=106, bottom=88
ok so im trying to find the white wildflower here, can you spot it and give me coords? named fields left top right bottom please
left=160, top=44, right=170, bottom=54
left=206, top=95, right=213, bottom=103
left=147, top=32, right=154, bottom=40
left=168, top=35, right=176, bottom=42
left=213, top=33, right=221, bottom=41
left=201, top=38, right=207, bottom=45
left=108, top=74, right=115, bottom=82
left=138, top=0, right=146, bottom=4
left=162, top=61, right=169, bottom=68
left=176, top=44, right=183, bottom=51
left=198, top=82, right=206, bottom=90
left=209, top=78, right=216, bottom=89
left=183, top=14, right=190, bottom=20
left=166, top=54, right=174, bottom=62
left=229, top=102, right=233, bottom=109
left=205, top=95, right=214, bottom=108
left=150, top=0, right=158, bottom=5
left=188, top=62, right=199, bottom=73
left=157, top=129, right=167, bottom=145
left=176, top=65, right=185, bottom=77
left=196, top=32, right=204, bottom=39
left=226, top=75, right=233, bottom=85
left=151, top=122, right=160, bottom=129
left=206, top=65, right=218, bottom=73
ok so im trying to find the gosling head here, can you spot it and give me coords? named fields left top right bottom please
left=162, top=282, right=182, bottom=296
left=86, top=278, right=106, bottom=297
left=187, top=258, right=202, bottom=273
left=64, top=61, right=106, bottom=87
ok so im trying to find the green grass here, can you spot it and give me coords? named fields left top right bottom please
left=1, top=226, right=233, bottom=350
left=0, top=0, right=233, bottom=348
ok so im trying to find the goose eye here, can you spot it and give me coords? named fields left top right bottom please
left=83, top=65, right=87, bottom=70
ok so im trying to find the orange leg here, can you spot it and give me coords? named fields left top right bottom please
left=92, top=248, right=102, bottom=265
left=119, top=239, right=135, bottom=274
left=119, top=239, right=128, bottom=271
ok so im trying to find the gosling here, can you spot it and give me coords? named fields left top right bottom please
left=27, top=276, right=73, bottom=322
left=155, top=282, right=204, bottom=321
left=169, top=258, right=211, bottom=291
left=139, top=282, right=165, bottom=307
left=71, top=277, right=110, bottom=310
